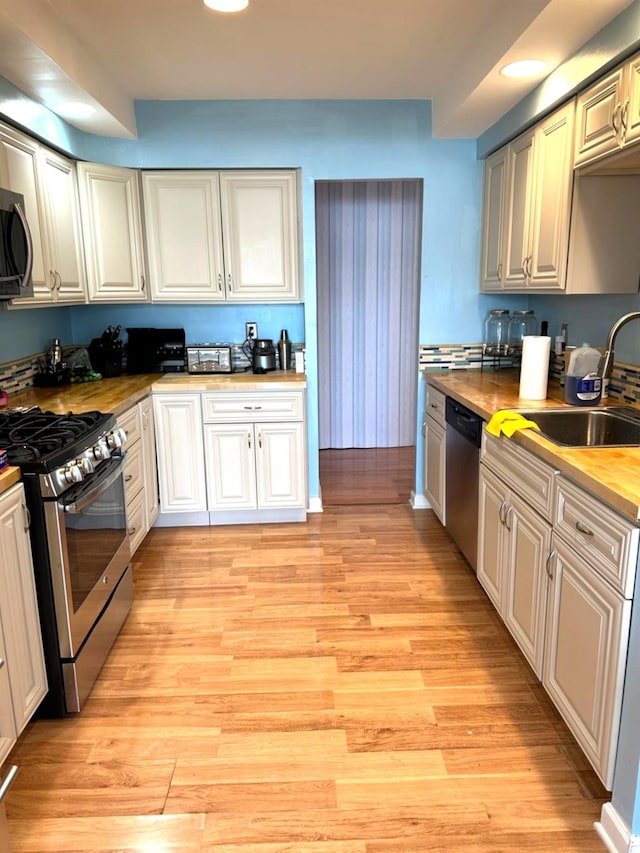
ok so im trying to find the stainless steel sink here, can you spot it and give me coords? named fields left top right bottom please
left=516, top=406, right=640, bottom=447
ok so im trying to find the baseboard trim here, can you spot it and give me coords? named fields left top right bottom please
left=411, top=491, right=430, bottom=509
left=594, top=802, right=639, bottom=853
left=308, top=496, right=323, bottom=513
left=154, top=511, right=210, bottom=527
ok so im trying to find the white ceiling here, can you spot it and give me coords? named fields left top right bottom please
left=0, top=0, right=633, bottom=138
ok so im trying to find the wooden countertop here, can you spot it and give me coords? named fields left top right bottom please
left=0, top=466, right=20, bottom=497
left=5, top=371, right=307, bottom=419
left=425, top=369, right=640, bottom=522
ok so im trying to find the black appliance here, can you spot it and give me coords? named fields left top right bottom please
left=126, top=327, right=186, bottom=373
left=251, top=338, right=277, bottom=373
left=0, top=187, right=34, bottom=300
left=0, top=408, right=131, bottom=716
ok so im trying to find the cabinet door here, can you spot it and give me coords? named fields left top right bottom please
left=39, top=150, right=86, bottom=303
left=255, top=421, right=306, bottom=508
left=0, top=125, right=53, bottom=302
left=623, top=53, right=640, bottom=146
left=503, top=493, right=551, bottom=678
left=424, top=416, right=445, bottom=524
left=477, top=465, right=507, bottom=611
left=574, top=66, right=625, bottom=167
left=78, top=163, right=147, bottom=302
left=527, top=101, right=575, bottom=291
left=143, top=171, right=225, bottom=302
left=204, top=423, right=257, bottom=510
left=502, top=129, right=535, bottom=288
left=220, top=171, right=300, bottom=302
left=0, top=484, right=47, bottom=735
left=153, top=394, right=206, bottom=512
left=543, top=539, right=631, bottom=789
left=479, top=148, right=508, bottom=291
left=0, top=630, right=17, bottom=765
left=141, top=397, right=159, bottom=528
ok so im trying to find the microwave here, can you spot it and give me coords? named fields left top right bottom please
left=0, top=188, right=34, bottom=300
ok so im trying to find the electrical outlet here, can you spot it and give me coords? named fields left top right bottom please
left=245, top=322, right=258, bottom=341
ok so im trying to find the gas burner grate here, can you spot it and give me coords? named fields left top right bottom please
left=0, top=408, right=109, bottom=466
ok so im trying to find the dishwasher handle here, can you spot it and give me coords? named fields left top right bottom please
left=445, top=397, right=483, bottom=447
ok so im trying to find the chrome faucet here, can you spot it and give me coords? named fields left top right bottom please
left=599, top=311, right=640, bottom=397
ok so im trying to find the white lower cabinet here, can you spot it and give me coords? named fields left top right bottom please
left=118, top=396, right=159, bottom=554
left=478, top=464, right=550, bottom=677
left=543, top=538, right=630, bottom=790
left=0, top=483, right=47, bottom=764
left=154, top=389, right=307, bottom=524
left=423, top=385, right=446, bottom=524
left=478, top=432, right=638, bottom=790
left=153, top=394, right=207, bottom=514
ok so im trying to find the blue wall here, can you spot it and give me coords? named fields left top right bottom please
left=0, top=306, right=72, bottom=362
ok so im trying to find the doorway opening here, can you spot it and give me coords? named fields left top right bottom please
left=315, top=179, right=423, bottom=505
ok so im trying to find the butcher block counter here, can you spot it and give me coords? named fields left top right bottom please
left=425, top=369, right=640, bottom=522
left=5, top=371, right=307, bottom=418
left=0, top=466, right=20, bottom=496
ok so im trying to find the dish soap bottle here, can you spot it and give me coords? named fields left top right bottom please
left=564, top=343, right=602, bottom=406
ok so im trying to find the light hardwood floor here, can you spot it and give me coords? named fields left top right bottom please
left=6, top=462, right=608, bottom=851
left=320, top=447, right=416, bottom=506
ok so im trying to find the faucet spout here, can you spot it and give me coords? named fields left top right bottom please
left=599, top=311, right=640, bottom=396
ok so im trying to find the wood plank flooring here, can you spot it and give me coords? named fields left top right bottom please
left=6, top=464, right=608, bottom=851
left=320, top=447, right=415, bottom=505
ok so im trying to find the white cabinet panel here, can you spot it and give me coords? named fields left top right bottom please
left=153, top=394, right=206, bottom=513
left=423, top=416, right=445, bottom=524
left=204, top=424, right=257, bottom=510
left=78, top=163, right=147, bottom=302
left=141, top=397, right=159, bottom=528
left=256, top=422, right=306, bottom=508
left=0, top=484, right=47, bottom=739
left=220, top=171, right=300, bottom=302
left=143, top=172, right=225, bottom=302
left=543, top=539, right=630, bottom=789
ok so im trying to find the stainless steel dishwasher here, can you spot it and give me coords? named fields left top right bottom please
left=445, top=397, right=483, bottom=571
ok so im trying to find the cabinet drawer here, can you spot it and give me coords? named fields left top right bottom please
left=202, top=391, right=304, bottom=423
left=124, top=439, right=144, bottom=501
left=482, top=431, right=556, bottom=521
left=119, top=405, right=142, bottom=446
left=127, top=487, right=146, bottom=556
left=425, top=384, right=446, bottom=427
left=554, top=476, right=639, bottom=598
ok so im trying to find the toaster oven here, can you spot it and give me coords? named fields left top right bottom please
left=186, top=344, right=233, bottom=373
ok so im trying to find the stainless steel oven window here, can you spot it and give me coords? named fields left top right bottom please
left=44, top=456, right=131, bottom=658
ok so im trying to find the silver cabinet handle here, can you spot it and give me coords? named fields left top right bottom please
left=575, top=520, right=594, bottom=536
left=49, top=269, right=56, bottom=291
left=142, top=411, right=148, bottom=430
left=124, top=474, right=133, bottom=482
left=421, top=421, right=426, bottom=437
left=498, top=499, right=507, bottom=525
left=505, top=505, right=513, bottom=532
left=612, top=102, right=621, bottom=135
left=0, top=765, right=19, bottom=802
left=141, top=275, right=146, bottom=292
left=247, top=430, right=252, bottom=450
left=55, top=271, right=62, bottom=291
left=128, top=526, right=136, bottom=536
left=243, top=405, right=262, bottom=410
left=22, top=501, right=31, bottom=532
left=545, top=549, right=556, bottom=580
left=621, top=97, right=630, bottom=137
left=227, top=273, right=232, bottom=291
left=217, top=273, right=223, bottom=292
left=0, top=658, right=4, bottom=669
left=258, top=432, right=263, bottom=449
left=497, top=262, right=502, bottom=282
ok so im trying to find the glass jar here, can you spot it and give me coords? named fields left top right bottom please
left=484, top=309, right=510, bottom=355
left=507, top=310, right=537, bottom=354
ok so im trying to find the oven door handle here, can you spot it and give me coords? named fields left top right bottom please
left=61, top=454, right=127, bottom=514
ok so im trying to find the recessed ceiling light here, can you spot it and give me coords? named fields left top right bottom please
left=500, top=59, right=546, bottom=79
left=56, top=101, right=97, bottom=119
left=203, top=0, right=249, bottom=11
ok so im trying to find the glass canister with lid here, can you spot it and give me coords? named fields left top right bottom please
left=484, top=309, right=511, bottom=355
left=507, top=309, right=537, bottom=354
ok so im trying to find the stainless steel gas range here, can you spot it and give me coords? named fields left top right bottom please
left=0, top=407, right=132, bottom=716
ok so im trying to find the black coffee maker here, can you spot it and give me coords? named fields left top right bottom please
left=251, top=339, right=276, bottom=373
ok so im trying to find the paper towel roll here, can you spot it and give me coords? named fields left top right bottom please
left=519, top=336, right=551, bottom=400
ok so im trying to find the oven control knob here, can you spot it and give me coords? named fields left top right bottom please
left=107, top=428, right=127, bottom=450
left=90, top=441, right=109, bottom=462
left=78, top=457, right=95, bottom=476
left=63, top=464, right=85, bottom=484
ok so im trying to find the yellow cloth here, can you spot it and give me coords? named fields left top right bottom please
left=485, top=410, right=541, bottom=438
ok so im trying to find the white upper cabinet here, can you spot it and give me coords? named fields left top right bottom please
left=0, top=123, right=86, bottom=306
left=143, top=171, right=225, bottom=302
left=142, top=169, right=301, bottom=303
left=480, top=100, right=575, bottom=293
left=219, top=171, right=300, bottom=302
left=78, top=162, right=147, bottom=303
left=39, top=150, right=87, bottom=303
left=575, top=54, right=640, bottom=168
